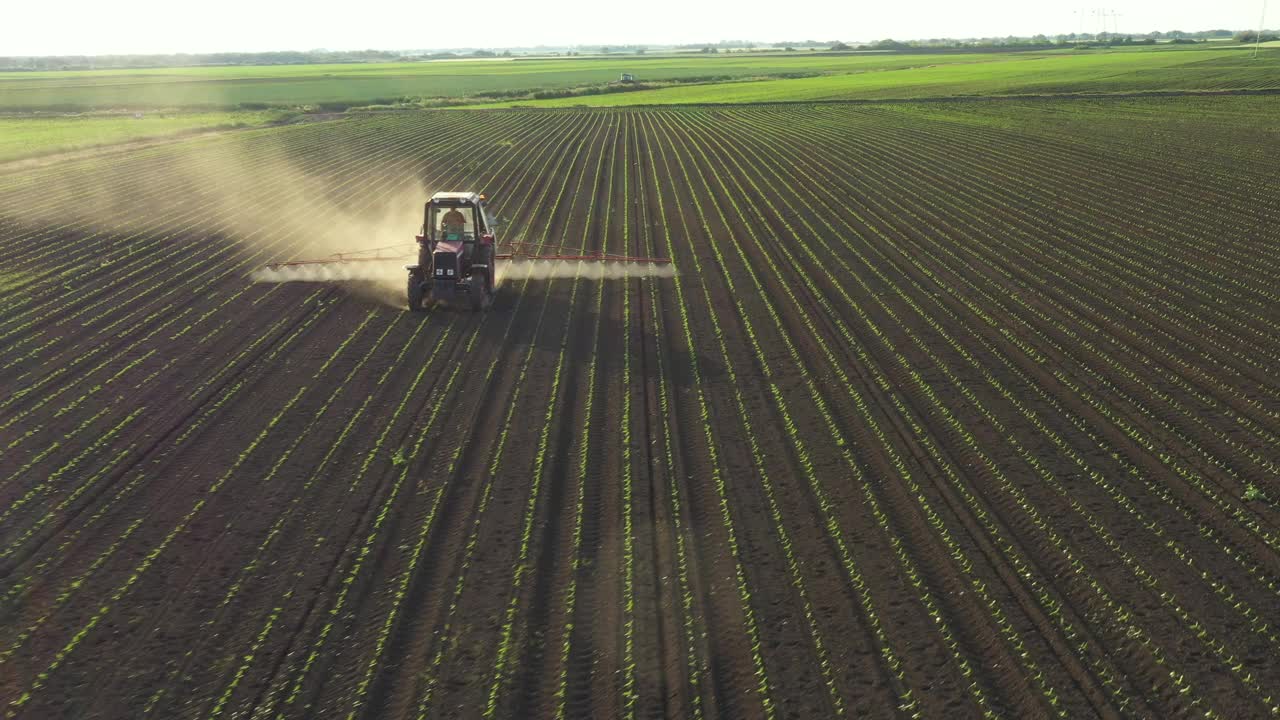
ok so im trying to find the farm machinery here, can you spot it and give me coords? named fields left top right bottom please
left=261, top=191, right=670, bottom=311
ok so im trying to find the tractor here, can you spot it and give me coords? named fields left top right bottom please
left=406, top=191, right=496, bottom=311
left=257, top=189, right=671, bottom=312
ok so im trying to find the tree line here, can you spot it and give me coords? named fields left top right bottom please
left=0, top=50, right=405, bottom=72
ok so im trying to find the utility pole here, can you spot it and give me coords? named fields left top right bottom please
left=1255, top=0, right=1269, bottom=59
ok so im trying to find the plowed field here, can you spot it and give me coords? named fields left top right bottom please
left=2, top=100, right=1279, bottom=719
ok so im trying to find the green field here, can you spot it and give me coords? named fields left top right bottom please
left=9, top=46, right=1273, bottom=113
left=470, top=47, right=1280, bottom=107
left=1, top=44, right=1275, bottom=162
left=0, top=53, right=991, bottom=111
left=0, top=111, right=286, bottom=163
left=3, top=92, right=1280, bottom=720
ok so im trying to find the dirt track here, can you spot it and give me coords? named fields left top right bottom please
left=1, top=102, right=1279, bottom=718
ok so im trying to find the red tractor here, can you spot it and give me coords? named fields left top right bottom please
left=407, top=191, right=496, bottom=311
left=257, top=189, right=671, bottom=311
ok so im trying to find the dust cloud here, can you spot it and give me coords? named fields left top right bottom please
left=5, top=135, right=424, bottom=307
left=6, top=136, right=675, bottom=311
left=194, top=147, right=426, bottom=307
left=250, top=259, right=410, bottom=308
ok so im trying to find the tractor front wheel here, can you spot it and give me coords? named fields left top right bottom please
left=407, top=273, right=427, bottom=312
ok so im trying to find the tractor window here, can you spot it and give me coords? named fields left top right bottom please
left=433, top=205, right=476, bottom=241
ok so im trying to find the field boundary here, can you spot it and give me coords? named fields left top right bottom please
left=482, top=85, right=1280, bottom=110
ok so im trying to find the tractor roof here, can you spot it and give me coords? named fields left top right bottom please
left=430, top=191, right=482, bottom=203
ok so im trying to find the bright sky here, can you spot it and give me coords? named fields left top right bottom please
left=2, top=0, right=1270, bottom=55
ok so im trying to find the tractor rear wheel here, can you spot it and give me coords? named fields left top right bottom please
left=471, top=270, right=488, bottom=310
left=407, top=273, right=426, bottom=312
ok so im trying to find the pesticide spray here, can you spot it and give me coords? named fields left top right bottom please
left=250, top=252, right=678, bottom=307
left=2, top=125, right=677, bottom=313
left=250, top=259, right=412, bottom=308
left=250, top=260, right=410, bottom=285
left=495, top=259, right=676, bottom=286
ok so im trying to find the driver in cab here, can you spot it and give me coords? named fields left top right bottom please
left=440, top=208, right=467, bottom=238
left=441, top=207, right=471, bottom=261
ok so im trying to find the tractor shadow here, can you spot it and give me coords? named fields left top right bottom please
left=338, top=274, right=714, bottom=393
left=491, top=277, right=716, bottom=392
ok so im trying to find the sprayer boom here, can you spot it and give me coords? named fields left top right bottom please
left=494, top=242, right=671, bottom=264
left=261, top=245, right=413, bottom=271
left=259, top=191, right=671, bottom=312
left=261, top=242, right=670, bottom=272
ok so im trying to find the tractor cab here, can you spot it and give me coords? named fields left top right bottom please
left=407, top=191, right=497, bottom=311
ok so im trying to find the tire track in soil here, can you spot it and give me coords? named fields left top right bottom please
left=152, top=112, right=574, bottom=720
left=505, top=114, right=624, bottom=720
left=625, top=112, right=687, bottom=720
left=630, top=112, right=713, bottom=720
left=266, top=111, right=602, bottom=720
left=397, top=111, right=612, bottom=720
left=649, top=110, right=876, bottom=720
left=191, top=112, right=592, bottom=719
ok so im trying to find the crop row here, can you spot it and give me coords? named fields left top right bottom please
left=3, top=101, right=1278, bottom=717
